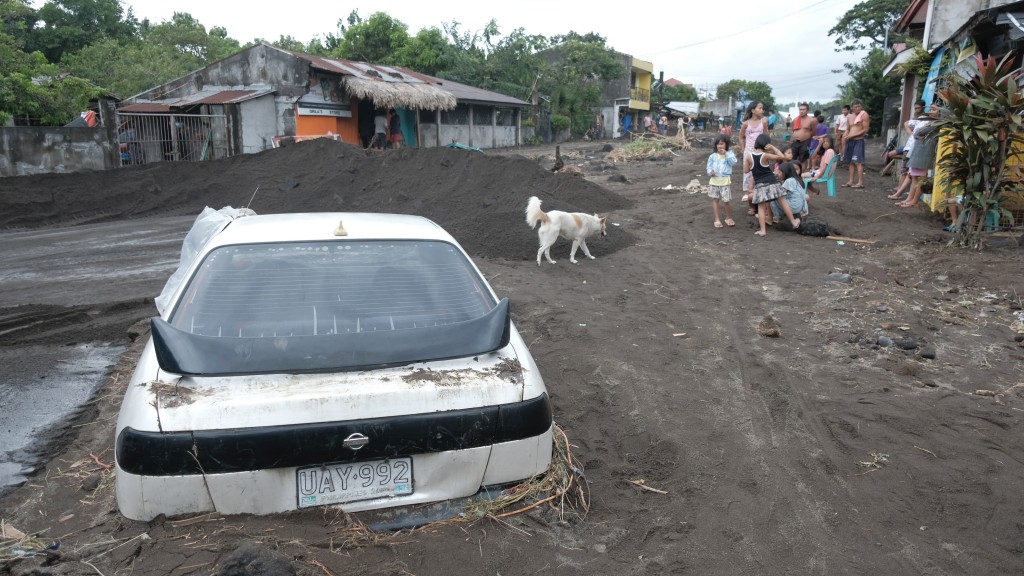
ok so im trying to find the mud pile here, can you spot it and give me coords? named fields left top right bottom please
left=0, top=140, right=635, bottom=260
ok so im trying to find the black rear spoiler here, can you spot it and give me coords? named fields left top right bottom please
left=151, top=298, right=511, bottom=376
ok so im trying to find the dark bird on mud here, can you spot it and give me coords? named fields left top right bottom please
left=552, top=145, right=564, bottom=172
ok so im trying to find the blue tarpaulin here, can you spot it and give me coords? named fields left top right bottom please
left=921, top=47, right=946, bottom=111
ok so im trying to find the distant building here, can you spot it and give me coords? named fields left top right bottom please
left=538, top=46, right=652, bottom=140
left=117, top=43, right=530, bottom=162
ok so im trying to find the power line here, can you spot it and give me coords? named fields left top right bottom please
left=648, top=0, right=838, bottom=56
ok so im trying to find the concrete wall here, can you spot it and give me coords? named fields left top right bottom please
left=415, top=122, right=519, bottom=149
left=131, top=45, right=309, bottom=157
left=495, top=125, right=517, bottom=147
left=926, top=0, right=985, bottom=49
left=135, top=44, right=309, bottom=102
left=443, top=125, right=471, bottom=147
left=240, top=95, right=279, bottom=153
left=0, top=127, right=118, bottom=177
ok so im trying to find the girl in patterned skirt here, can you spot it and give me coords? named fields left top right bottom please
left=746, top=134, right=800, bottom=238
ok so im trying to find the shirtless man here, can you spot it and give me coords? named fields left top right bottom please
left=841, top=99, right=870, bottom=188
left=790, top=103, right=817, bottom=171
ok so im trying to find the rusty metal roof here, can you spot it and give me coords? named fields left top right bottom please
left=119, top=102, right=172, bottom=113
left=181, top=88, right=274, bottom=105
left=287, top=51, right=436, bottom=85
left=284, top=49, right=525, bottom=108
left=119, top=87, right=274, bottom=112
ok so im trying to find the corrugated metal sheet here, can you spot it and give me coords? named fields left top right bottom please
left=429, top=78, right=529, bottom=107
left=119, top=102, right=172, bottom=113
left=119, top=87, right=273, bottom=111
left=286, top=49, right=526, bottom=107
left=181, top=87, right=274, bottom=105
left=289, top=52, right=432, bottom=85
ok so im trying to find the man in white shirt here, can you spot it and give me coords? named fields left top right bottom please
left=370, top=110, right=388, bottom=149
left=834, top=104, right=850, bottom=142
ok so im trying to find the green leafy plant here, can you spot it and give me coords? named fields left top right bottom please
left=550, top=114, right=570, bottom=132
left=934, top=52, right=1024, bottom=249
left=893, top=44, right=932, bottom=80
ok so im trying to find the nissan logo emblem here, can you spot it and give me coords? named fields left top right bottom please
left=343, top=432, right=369, bottom=451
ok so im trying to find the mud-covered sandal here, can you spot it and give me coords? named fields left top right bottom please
left=725, top=218, right=735, bottom=227
left=714, top=220, right=723, bottom=228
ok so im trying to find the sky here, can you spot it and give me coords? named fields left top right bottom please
left=113, top=0, right=869, bottom=104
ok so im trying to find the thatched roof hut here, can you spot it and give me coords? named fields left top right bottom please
left=286, top=49, right=457, bottom=111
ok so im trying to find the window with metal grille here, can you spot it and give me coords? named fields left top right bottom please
left=496, top=108, right=515, bottom=127
left=441, top=105, right=470, bottom=125
left=473, top=106, right=493, bottom=126
left=170, top=240, right=495, bottom=338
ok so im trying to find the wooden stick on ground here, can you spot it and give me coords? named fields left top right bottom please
left=628, top=479, right=668, bottom=494
left=826, top=235, right=876, bottom=244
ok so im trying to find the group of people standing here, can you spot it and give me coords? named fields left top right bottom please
left=703, top=98, right=872, bottom=239
left=886, top=99, right=948, bottom=225
left=369, top=109, right=403, bottom=150
left=705, top=100, right=803, bottom=238
left=618, top=111, right=691, bottom=139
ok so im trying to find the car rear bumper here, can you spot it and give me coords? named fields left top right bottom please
left=115, top=426, right=553, bottom=521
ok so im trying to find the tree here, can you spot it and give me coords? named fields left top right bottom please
left=266, top=35, right=307, bottom=53
left=392, top=27, right=451, bottom=76
left=143, top=13, right=239, bottom=62
left=62, top=14, right=239, bottom=98
left=662, top=83, right=698, bottom=102
left=482, top=28, right=546, bottom=100
left=828, top=0, right=908, bottom=52
left=0, top=33, right=103, bottom=124
left=332, top=11, right=410, bottom=64
left=434, top=19, right=494, bottom=88
left=1, top=0, right=38, bottom=48
left=28, top=0, right=137, bottom=62
left=535, top=34, right=624, bottom=136
left=836, top=48, right=900, bottom=135
left=715, top=79, right=777, bottom=114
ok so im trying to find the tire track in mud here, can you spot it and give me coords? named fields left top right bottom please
left=664, top=208, right=863, bottom=568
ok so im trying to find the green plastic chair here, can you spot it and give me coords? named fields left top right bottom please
left=805, top=154, right=839, bottom=196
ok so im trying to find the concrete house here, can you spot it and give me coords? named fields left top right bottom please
left=535, top=46, right=651, bottom=140
left=602, top=53, right=654, bottom=139
left=885, top=0, right=1024, bottom=141
left=117, top=43, right=530, bottom=164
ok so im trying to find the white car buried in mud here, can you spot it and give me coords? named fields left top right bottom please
left=115, top=210, right=553, bottom=522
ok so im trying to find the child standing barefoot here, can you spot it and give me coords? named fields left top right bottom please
left=706, top=135, right=738, bottom=228
left=750, top=134, right=800, bottom=238
left=739, top=101, right=768, bottom=215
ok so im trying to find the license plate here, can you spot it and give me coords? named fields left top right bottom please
left=296, top=457, right=413, bottom=508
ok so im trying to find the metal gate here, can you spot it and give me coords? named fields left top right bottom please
left=116, top=112, right=231, bottom=166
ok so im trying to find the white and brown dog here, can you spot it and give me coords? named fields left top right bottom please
left=525, top=196, right=607, bottom=266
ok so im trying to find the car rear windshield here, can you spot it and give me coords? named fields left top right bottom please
left=169, top=240, right=496, bottom=338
